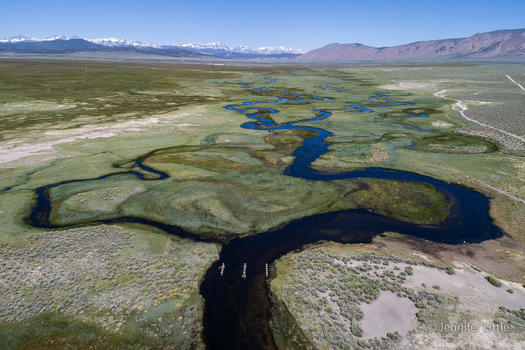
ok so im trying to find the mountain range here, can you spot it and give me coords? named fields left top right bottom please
left=164, top=42, right=303, bottom=58
left=1, top=29, right=524, bottom=61
left=299, top=29, right=525, bottom=61
left=0, top=36, right=302, bottom=59
left=0, top=38, right=205, bottom=58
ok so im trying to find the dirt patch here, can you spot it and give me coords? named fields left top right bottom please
left=0, top=106, right=199, bottom=165
left=406, top=265, right=525, bottom=310
left=373, top=232, right=525, bottom=283
left=360, top=291, right=418, bottom=339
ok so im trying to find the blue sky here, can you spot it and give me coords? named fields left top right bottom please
left=1, top=0, right=524, bottom=50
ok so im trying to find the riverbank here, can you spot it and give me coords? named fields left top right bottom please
left=269, top=241, right=525, bottom=349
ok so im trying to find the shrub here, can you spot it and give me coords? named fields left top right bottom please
left=485, top=275, right=502, bottom=287
left=350, top=323, right=363, bottom=337
left=415, top=301, right=426, bottom=309
left=386, top=331, right=400, bottom=340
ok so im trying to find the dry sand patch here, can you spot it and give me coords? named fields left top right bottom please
left=360, top=291, right=418, bottom=339
left=406, top=265, right=525, bottom=311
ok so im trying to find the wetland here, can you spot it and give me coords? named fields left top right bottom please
left=1, top=60, right=524, bottom=349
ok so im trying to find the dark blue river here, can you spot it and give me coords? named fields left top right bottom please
left=27, top=79, right=504, bottom=350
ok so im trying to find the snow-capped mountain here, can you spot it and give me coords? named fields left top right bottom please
left=176, top=42, right=304, bottom=55
left=179, top=42, right=231, bottom=51
left=233, top=46, right=304, bottom=55
left=0, top=35, right=303, bottom=59
left=0, top=35, right=76, bottom=43
left=86, top=38, right=160, bottom=49
left=0, top=35, right=160, bottom=48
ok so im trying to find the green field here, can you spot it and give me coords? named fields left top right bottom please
left=1, top=59, right=524, bottom=349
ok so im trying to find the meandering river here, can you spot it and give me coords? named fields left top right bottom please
left=28, top=79, right=503, bottom=350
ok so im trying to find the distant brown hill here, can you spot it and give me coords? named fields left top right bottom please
left=298, top=29, right=525, bottom=61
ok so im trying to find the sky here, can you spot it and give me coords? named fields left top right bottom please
left=1, top=0, right=524, bottom=51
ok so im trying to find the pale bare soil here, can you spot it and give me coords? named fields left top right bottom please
left=360, top=291, right=418, bottom=339
left=0, top=106, right=201, bottom=165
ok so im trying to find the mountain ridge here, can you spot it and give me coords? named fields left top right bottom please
left=298, top=28, right=525, bottom=61
left=2, top=29, right=525, bottom=61
left=0, top=38, right=207, bottom=58
left=0, top=36, right=303, bottom=58
left=174, top=42, right=304, bottom=55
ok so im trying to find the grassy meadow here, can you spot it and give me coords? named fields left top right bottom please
left=0, top=59, right=524, bottom=349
